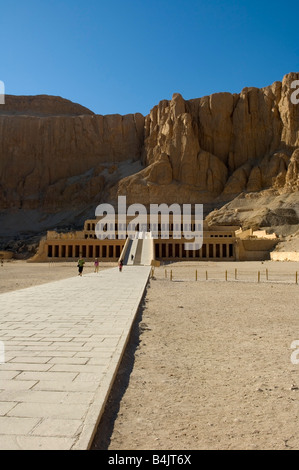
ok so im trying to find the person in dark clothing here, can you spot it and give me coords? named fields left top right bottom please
left=77, top=258, right=85, bottom=276
left=119, top=259, right=124, bottom=272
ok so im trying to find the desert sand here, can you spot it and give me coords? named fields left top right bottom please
left=0, top=260, right=112, bottom=294
left=92, top=261, right=299, bottom=450
left=1, top=259, right=299, bottom=450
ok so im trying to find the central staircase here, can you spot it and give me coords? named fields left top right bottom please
left=121, top=232, right=154, bottom=266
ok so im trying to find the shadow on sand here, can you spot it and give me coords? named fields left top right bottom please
left=90, top=287, right=149, bottom=450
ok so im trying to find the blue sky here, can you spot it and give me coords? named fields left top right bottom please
left=0, top=0, right=298, bottom=116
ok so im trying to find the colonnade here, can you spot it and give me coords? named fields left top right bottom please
left=46, top=239, right=235, bottom=261
left=47, top=241, right=125, bottom=260
left=154, top=241, right=235, bottom=260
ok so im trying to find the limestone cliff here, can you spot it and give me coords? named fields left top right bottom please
left=0, top=73, right=298, bottom=243
left=0, top=95, right=144, bottom=215
left=113, top=72, right=299, bottom=210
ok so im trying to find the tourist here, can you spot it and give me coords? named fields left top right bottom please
left=119, top=259, right=124, bottom=272
left=94, top=258, right=99, bottom=273
left=77, top=258, right=85, bottom=276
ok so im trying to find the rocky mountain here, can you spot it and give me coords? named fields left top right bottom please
left=0, top=72, right=298, bottom=249
left=113, top=73, right=299, bottom=207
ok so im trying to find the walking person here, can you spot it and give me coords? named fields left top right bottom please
left=77, top=257, right=85, bottom=276
left=118, top=259, right=124, bottom=272
left=94, top=258, right=99, bottom=273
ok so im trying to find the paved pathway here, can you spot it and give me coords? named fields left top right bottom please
left=0, top=266, right=151, bottom=450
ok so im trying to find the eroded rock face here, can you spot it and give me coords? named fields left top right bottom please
left=0, top=96, right=145, bottom=212
left=114, top=72, right=298, bottom=207
left=0, top=95, right=95, bottom=116
left=284, top=148, right=299, bottom=191
left=0, top=73, right=298, bottom=237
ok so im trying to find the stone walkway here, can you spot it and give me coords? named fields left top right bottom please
left=0, top=266, right=151, bottom=450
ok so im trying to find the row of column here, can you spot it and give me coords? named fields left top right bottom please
left=47, top=244, right=124, bottom=259
left=155, top=242, right=235, bottom=259
left=47, top=241, right=235, bottom=260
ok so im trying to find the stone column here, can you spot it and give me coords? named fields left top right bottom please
left=159, top=243, right=162, bottom=258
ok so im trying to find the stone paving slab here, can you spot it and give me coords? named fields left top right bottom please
left=0, top=266, right=151, bottom=450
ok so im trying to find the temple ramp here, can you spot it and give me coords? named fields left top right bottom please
left=124, top=238, right=139, bottom=265
left=133, top=232, right=154, bottom=266
left=133, top=239, right=143, bottom=265
left=121, top=232, right=154, bottom=266
left=139, top=238, right=154, bottom=266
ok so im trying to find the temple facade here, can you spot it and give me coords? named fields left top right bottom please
left=32, top=216, right=279, bottom=263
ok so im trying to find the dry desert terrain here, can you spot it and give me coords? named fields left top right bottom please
left=92, top=260, right=299, bottom=450
left=1, top=260, right=299, bottom=450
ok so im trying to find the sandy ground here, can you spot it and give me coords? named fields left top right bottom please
left=0, top=260, right=113, bottom=294
left=1, top=260, right=299, bottom=450
left=92, top=261, right=299, bottom=450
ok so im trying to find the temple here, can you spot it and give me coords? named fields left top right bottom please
left=32, top=215, right=279, bottom=263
